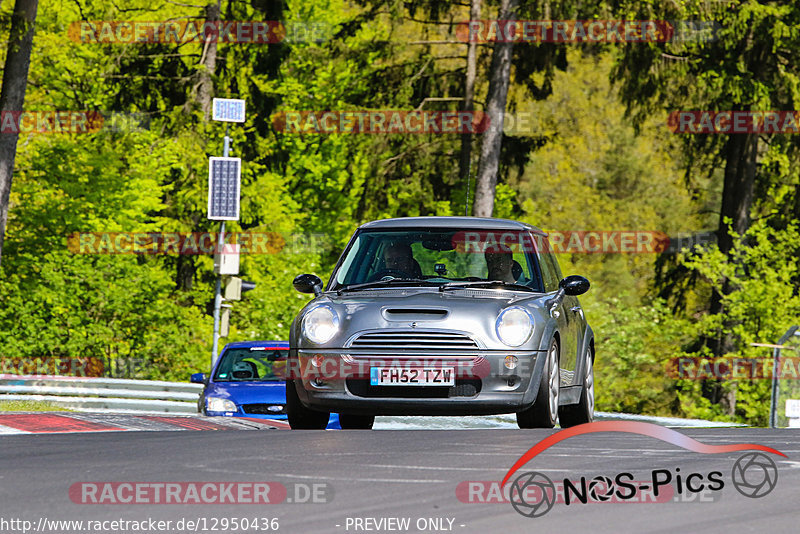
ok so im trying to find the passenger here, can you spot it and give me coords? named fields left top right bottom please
left=485, top=245, right=517, bottom=283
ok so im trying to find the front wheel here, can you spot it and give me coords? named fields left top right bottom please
left=517, top=338, right=560, bottom=429
left=286, top=380, right=329, bottom=429
left=559, top=346, right=594, bottom=428
left=338, top=414, right=375, bottom=430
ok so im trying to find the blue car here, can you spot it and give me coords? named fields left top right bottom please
left=191, top=340, right=340, bottom=429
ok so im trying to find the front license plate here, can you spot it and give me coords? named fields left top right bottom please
left=370, top=367, right=455, bottom=386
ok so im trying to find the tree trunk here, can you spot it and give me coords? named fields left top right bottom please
left=0, top=0, right=39, bottom=266
left=704, top=131, right=759, bottom=416
left=192, top=1, right=221, bottom=118
left=707, top=132, right=759, bottom=333
left=716, top=133, right=759, bottom=257
left=471, top=0, right=518, bottom=218
left=176, top=2, right=220, bottom=290
left=458, top=0, right=481, bottom=215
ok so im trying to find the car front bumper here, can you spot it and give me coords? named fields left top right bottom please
left=291, top=350, right=546, bottom=416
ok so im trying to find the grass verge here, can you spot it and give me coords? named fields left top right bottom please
left=0, top=400, right=72, bottom=412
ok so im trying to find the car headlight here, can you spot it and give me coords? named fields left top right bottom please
left=496, top=306, right=533, bottom=347
left=206, top=397, right=237, bottom=412
left=302, top=305, right=340, bottom=345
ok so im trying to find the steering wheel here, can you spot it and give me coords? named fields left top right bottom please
left=367, top=269, right=413, bottom=282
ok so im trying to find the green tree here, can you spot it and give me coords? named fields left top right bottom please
left=612, top=0, right=800, bottom=416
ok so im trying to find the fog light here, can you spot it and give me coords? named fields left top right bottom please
left=507, top=377, right=517, bottom=387
left=311, top=354, right=324, bottom=368
left=267, top=405, right=283, bottom=413
left=313, top=378, right=326, bottom=387
left=504, top=355, right=518, bottom=370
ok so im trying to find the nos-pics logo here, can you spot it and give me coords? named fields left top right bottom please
left=503, top=421, right=783, bottom=518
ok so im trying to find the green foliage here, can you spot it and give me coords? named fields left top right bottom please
left=0, top=251, right=210, bottom=380
left=589, top=297, right=690, bottom=415
left=675, top=222, right=800, bottom=425
left=512, top=48, right=703, bottom=304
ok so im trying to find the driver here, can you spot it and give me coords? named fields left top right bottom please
left=383, top=242, right=419, bottom=277
left=485, top=245, right=517, bottom=283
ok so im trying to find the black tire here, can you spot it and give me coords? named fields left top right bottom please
left=559, top=346, right=595, bottom=428
left=338, top=414, right=375, bottom=430
left=286, top=380, right=329, bottom=429
left=517, top=338, right=560, bottom=429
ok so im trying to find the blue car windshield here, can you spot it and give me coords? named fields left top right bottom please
left=213, top=348, right=288, bottom=382
left=331, top=228, right=544, bottom=291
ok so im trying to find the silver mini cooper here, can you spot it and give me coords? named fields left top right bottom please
left=287, top=216, right=594, bottom=429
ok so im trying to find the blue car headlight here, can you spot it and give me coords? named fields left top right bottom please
left=207, top=397, right=237, bottom=412
left=302, top=304, right=340, bottom=345
left=496, top=306, right=533, bottom=347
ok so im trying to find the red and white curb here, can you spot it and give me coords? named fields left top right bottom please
left=0, top=412, right=290, bottom=434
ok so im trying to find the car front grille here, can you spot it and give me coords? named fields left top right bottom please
left=241, top=403, right=285, bottom=415
left=349, top=331, right=478, bottom=351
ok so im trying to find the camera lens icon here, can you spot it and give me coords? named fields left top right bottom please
left=509, top=471, right=557, bottom=518
left=731, top=452, right=778, bottom=498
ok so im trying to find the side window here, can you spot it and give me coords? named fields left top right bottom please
left=538, top=251, right=562, bottom=292
left=547, top=252, right=563, bottom=281
left=521, top=252, right=543, bottom=291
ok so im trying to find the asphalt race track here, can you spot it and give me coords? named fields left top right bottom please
left=1, top=425, right=798, bottom=534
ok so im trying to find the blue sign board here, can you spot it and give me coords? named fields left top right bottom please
left=212, top=98, right=246, bottom=123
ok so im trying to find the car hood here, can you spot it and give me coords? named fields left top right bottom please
left=204, top=382, right=285, bottom=405
left=293, top=287, right=553, bottom=350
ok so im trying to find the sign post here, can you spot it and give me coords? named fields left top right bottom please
left=209, top=98, right=246, bottom=368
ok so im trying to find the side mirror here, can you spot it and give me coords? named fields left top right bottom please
left=560, top=275, right=590, bottom=296
left=293, top=273, right=323, bottom=296
left=190, top=373, right=206, bottom=384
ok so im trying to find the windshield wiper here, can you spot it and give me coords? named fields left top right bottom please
left=336, top=278, right=439, bottom=294
left=439, top=280, right=535, bottom=292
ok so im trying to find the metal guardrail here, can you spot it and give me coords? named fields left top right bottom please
left=0, top=375, right=202, bottom=414
left=0, top=374, right=746, bottom=426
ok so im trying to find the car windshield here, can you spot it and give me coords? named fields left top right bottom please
left=331, top=228, right=544, bottom=291
left=213, top=348, right=288, bottom=382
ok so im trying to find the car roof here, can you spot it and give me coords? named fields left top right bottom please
left=222, top=340, right=288, bottom=350
left=358, top=216, right=546, bottom=235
